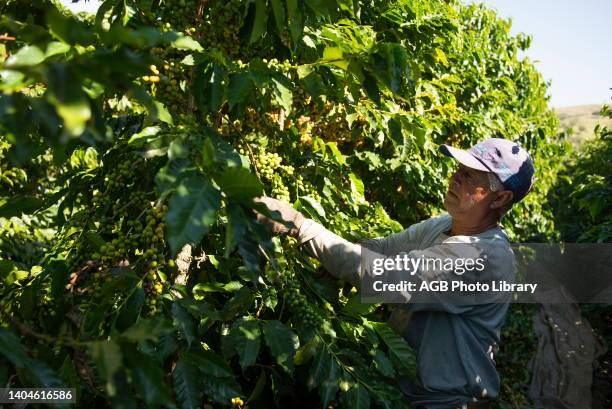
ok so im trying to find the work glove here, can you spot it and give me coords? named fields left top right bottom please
left=253, top=196, right=306, bottom=237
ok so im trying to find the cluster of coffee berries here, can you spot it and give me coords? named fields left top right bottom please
left=141, top=65, right=161, bottom=83
left=251, top=147, right=282, bottom=180
left=147, top=49, right=191, bottom=114
left=296, top=114, right=314, bottom=145
left=155, top=0, right=199, bottom=30
left=280, top=270, right=324, bottom=328
left=295, top=175, right=322, bottom=203
left=241, top=107, right=279, bottom=134
left=93, top=159, right=142, bottom=210
left=230, top=396, right=244, bottom=408
left=0, top=166, right=27, bottom=190
left=143, top=279, right=165, bottom=315
left=200, top=0, right=243, bottom=55
left=0, top=139, right=27, bottom=191
left=311, top=102, right=368, bottom=146
left=271, top=178, right=291, bottom=202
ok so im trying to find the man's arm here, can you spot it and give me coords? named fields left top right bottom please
left=255, top=197, right=435, bottom=287
left=297, top=219, right=362, bottom=285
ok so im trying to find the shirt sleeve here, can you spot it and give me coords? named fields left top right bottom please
left=297, top=219, right=362, bottom=286
left=298, top=218, right=512, bottom=313
left=296, top=217, right=442, bottom=287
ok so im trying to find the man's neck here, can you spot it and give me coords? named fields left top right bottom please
left=449, top=215, right=499, bottom=237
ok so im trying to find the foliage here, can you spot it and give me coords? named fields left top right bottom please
left=550, top=104, right=612, bottom=407
left=0, top=0, right=565, bottom=407
left=551, top=104, right=611, bottom=243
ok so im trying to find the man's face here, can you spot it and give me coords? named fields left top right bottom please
left=443, top=163, right=497, bottom=218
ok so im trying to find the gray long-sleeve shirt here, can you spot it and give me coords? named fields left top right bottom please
left=297, top=213, right=516, bottom=408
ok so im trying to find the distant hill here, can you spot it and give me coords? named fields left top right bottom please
left=555, top=104, right=611, bottom=147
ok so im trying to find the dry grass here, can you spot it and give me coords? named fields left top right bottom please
left=555, top=104, right=612, bottom=147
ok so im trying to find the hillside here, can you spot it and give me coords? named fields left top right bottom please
left=556, top=104, right=612, bottom=146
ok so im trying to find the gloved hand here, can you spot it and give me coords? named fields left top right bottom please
left=253, top=196, right=306, bottom=237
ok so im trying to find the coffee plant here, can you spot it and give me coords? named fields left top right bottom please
left=0, top=0, right=567, bottom=408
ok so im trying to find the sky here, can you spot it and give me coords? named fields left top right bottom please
left=473, top=0, right=612, bottom=108
left=61, top=0, right=611, bottom=108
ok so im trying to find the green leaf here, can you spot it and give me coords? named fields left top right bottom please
left=115, top=287, right=145, bottom=331
left=166, top=172, right=222, bottom=254
left=5, top=45, right=45, bottom=67
left=307, top=344, right=330, bottom=390
left=297, top=64, right=313, bottom=79
left=193, top=281, right=243, bottom=295
left=185, top=348, right=234, bottom=378
left=349, top=172, right=366, bottom=203
left=122, top=317, right=173, bottom=343
left=343, top=384, right=370, bottom=409
left=84, top=231, right=106, bottom=249
left=296, top=196, right=325, bottom=219
left=45, top=41, right=71, bottom=58
left=123, top=345, right=173, bottom=406
left=193, top=62, right=227, bottom=113
left=127, top=126, right=162, bottom=146
left=202, top=375, right=242, bottom=404
left=155, top=160, right=194, bottom=199
left=371, top=43, right=409, bottom=94
left=0, top=328, right=30, bottom=367
left=129, top=87, right=173, bottom=125
left=341, top=293, right=376, bottom=316
left=373, top=350, right=395, bottom=377
left=286, top=0, right=303, bottom=48
left=301, top=71, right=326, bottom=99
left=58, top=356, right=80, bottom=394
left=172, top=303, right=196, bottom=347
left=151, top=99, right=173, bottom=125
left=47, top=7, right=95, bottom=45
left=270, top=0, right=287, bottom=32
left=173, top=358, right=203, bottom=409
left=171, top=35, right=204, bottom=52
left=221, top=287, right=255, bottom=320
left=228, top=72, right=254, bottom=110
left=237, top=233, right=264, bottom=276
left=5, top=269, right=29, bottom=285
left=408, top=124, right=426, bottom=147
left=90, top=340, right=122, bottom=387
left=225, top=203, right=249, bottom=257
left=327, top=141, right=346, bottom=165
left=321, top=46, right=349, bottom=70
left=271, top=76, right=293, bottom=112
left=216, top=167, right=263, bottom=202
left=250, top=0, right=269, bottom=43
left=0, top=69, right=26, bottom=92
left=263, top=320, right=298, bottom=375
left=304, top=0, right=338, bottom=17
left=337, top=0, right=355, bottom=16
left=200, top=128, right=242, bottom=169
left=21, top=360, right=65, bottom=388
left=247, top=368, right=267, bottom=402
left=222, top=318, right=261, bottom=370
left=0, top=195, right=43, bottom=218
left=46, top=63, right=91, bottom=137
left=1, top=330, right=63, bottom=389
left=319, top=357, right=340, bottom=407
left=293, top=336, right=320, bottom=365
left=363, top=71, right=381, bottom=104
left=373, top=322, right=417, bottom=378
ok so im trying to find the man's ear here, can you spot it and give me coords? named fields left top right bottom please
left=490, top=190, right=513, bottom=209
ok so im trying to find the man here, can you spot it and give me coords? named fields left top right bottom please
left=255, top=138, right=535, bottom=409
